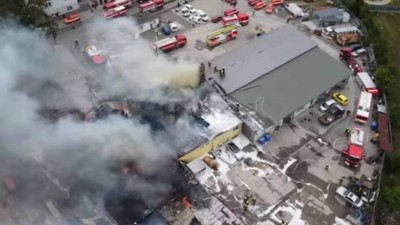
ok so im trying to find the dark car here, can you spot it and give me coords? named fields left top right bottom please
left=212, top=15, right=223, bottom=23
left=227, top=142, right=240, bottom=153
left=160, top=25, right=171, bottom=35
left=348, top=44, right=363, bottom=52
left=226, top=0, right=237, bottom=4
left=318, top=105, right=345, bottom=126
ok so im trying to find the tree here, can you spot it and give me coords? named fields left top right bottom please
left=374, top=66, right=394, bottom=94
left=383, top=186, right=400, bottom=210
left=0, top=0, right=58, bottom=38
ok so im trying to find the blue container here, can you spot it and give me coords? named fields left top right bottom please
left=370, top=121, right=378, bottom=131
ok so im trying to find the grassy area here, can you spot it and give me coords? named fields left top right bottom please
left=376, top=13, right=400, bottom=162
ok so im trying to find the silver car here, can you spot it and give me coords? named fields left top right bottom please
left=336, top=186, right=363, bottom=208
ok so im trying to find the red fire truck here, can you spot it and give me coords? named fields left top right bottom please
left=3, top=175, right=17, bottom=193
left=342, top=128, right=365, bottom=167
left=153, top=34, right=187, bottom=52
left=103, top=6, right=128, bottom=18
left=222, top=13, right=249, bottom=27
left=206, top=25, right=238, bottom=48
left=103, top=0, right=132, bottom=10
left=138, top=0, right=164, bottom=13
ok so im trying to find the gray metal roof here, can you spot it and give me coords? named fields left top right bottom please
left=314, top=7, right=343, bottom=18
left=210, top=26, right=317, bottom=94
left=229, top=47, right=352, bottom=123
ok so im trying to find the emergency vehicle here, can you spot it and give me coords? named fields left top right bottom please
left=103, top=0, right=132, bottom=10
left=224, top=8, right=239, bottom=16
left=206, top=25, right=238, bottom=48
left=138, top=0, right=164, bottom=13
left=84, top=45, right=106, bottom=65
left=153, top=34, right=187, bottom=52
left=103, top=6, right=128, bottom=18
left=222, top=13, right=249, bottom=27
left=272, top=0, right=284, bottom=5
left=342, top=128, right=365, bottom=167
left=355, top=92, right=372, bottom=124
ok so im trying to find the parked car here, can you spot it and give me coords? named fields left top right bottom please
left=180, top=7, right=190, bottom=17
left=336, top=186, right=364, bottom=208
left=160, top=25, right=172, bottom=35
left=197, top=9, right=209, bottom=22
left=248, top=0, right=260, bottom=6
left=318, top=104, right=345, bottom=126
left=332, top=93, right=348, bottom=106
left=183, top=4, right=193, bottom=10
left=348, top=44, right=363, bottom=52
left=189, top=15, right=202, bottom=24
left=212, top=15, right=223, bottom=23
left=254, top=1, right=266, bottom=10
left=351, top=48, right=366, bottom=58
left=265, top=3, right=274, bottom=14
left=189, top=8, right=197, bottom=14
left=319, top=99, right=336, bottom=112
left=64, top=13, right=80, bottom=24
left=169, top=22, right=178, bottom=32
left=226, top=0, right=238, bottom=4
left=227, top=142, right=240, bottom=153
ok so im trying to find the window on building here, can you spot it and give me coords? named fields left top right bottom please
left=67, top=6, right=73, bottom=11
left=233, top=126, right=239, bottom=131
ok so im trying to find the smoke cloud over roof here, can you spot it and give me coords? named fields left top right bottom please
left=0, top=17, right=201, bottom=225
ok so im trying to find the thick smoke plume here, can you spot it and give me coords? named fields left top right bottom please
left=0, top=17, right=202, bottom=225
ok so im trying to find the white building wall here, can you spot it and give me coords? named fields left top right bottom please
left=45, top=0, right=80, bottom=16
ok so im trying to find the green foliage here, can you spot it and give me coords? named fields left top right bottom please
left=383, top=186, right=400, bottom=210
left=375, top=66, right=394, bottom=92
left=0, top=0, right=58, bottom=38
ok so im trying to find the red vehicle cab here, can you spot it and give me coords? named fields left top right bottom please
left=84, top=45, right=106, bottom=65
left=64, top=14, right=80, bottom=24
left=265, top=3, right=274, bottom=14
left=254, top=1, right=266, bottom=10
left=212, top=16, right=223, bottom=23
left=248, top=0, right=260, bottom=6
left=224, top=8, right=239, bottom=16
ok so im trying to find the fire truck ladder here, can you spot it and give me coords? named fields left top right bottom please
left=207, top=24, right=237, bottom=40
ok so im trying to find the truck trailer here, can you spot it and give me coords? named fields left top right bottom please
left=153, top=34, right=187, bottom=52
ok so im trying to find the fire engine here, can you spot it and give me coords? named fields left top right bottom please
left=103, top=6, right=128, bottom=18
left=138, top=0, right=164, bottom=13
left=342, top=128, right=365, bottom=167
left=222, top=13, right=249, bottom=27
left=103, top=0, right=132, bottom=10
left=206, top=25, right=238, bottom=48
left=153, top=34, right=187, bottom=53
left=84, top=45, right=106, bottom=65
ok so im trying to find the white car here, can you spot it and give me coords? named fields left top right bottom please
left=351, top=48, right=366, bottom=58
left=183, top=4, right=193, bottom=10
left=189, top=15, right=201, bottom=24
left=189, top=8, right=197, bottom=14
left=319, top=99, right=336, bottom=112
left=336, top=186, right=364, bottom=208
left=180, top=7, right=190, bottom=17
left=196, top=9, right=209, bottom=22
left=169, top=22, right=178, bottom=32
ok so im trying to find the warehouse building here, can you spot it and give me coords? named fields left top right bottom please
left=208, top=26, right=352, bottom=138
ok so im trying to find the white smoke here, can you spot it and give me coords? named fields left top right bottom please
left=0, top=17, right=202, bottom=225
